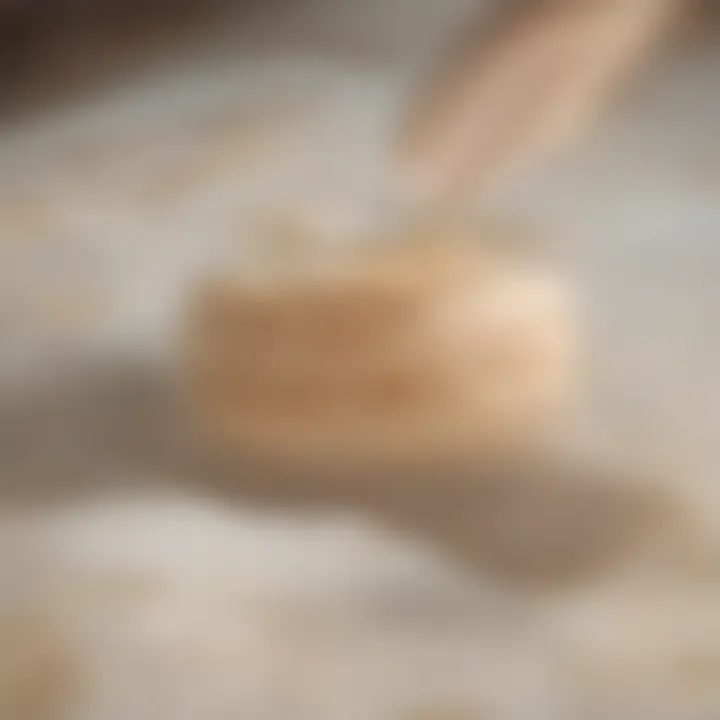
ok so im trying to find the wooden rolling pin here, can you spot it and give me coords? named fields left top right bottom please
left=401, top=0, right=687, bottom=205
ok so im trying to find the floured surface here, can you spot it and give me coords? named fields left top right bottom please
left=0, top=496, right=554, bottom=720
left=1, top=494, right=719, bottom=720
left=0, top=2, right=719, bottom=718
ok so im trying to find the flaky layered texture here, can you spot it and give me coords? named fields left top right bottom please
left=188, top=229, right=577, bottom=466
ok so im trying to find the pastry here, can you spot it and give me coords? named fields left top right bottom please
left=186, top=224, right=577, bottom=467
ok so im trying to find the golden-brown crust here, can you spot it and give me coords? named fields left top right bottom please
left=186, top=225, right=577, bottom=467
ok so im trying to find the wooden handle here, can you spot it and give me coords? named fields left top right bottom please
left=400, top=0, right=684, bottom=207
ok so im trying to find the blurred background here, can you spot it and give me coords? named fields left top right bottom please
left=0, top=1, right=719, bottom=718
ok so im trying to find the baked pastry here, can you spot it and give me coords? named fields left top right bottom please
left=186, top=224, right=577, bottom=467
